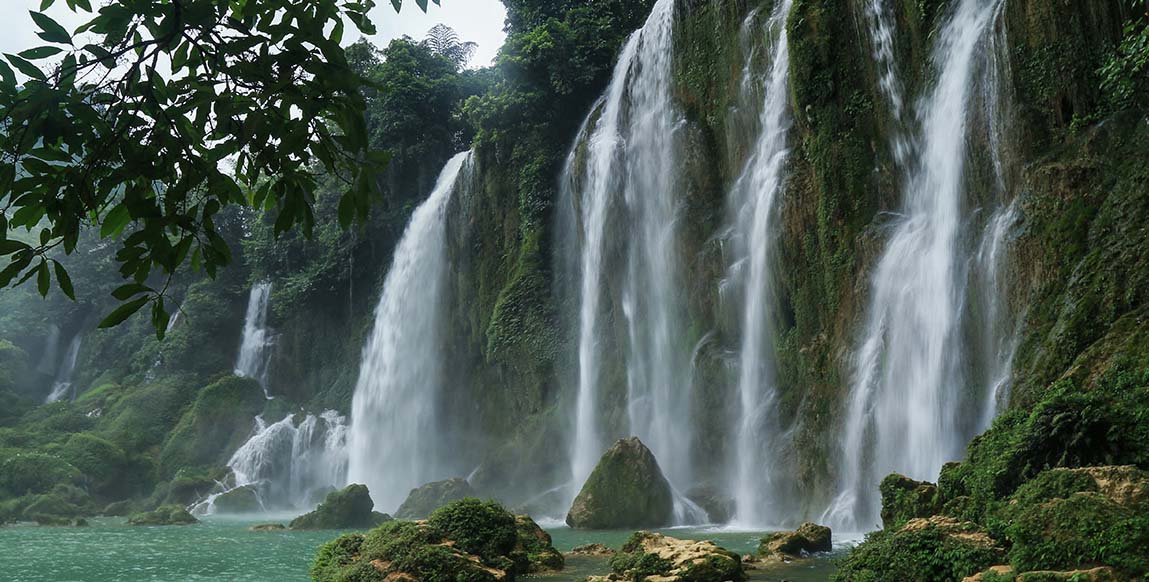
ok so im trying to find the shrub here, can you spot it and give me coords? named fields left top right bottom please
left=426, top=498, right=518, bottom=564
left=59, top=433, right=128, bottom=498
left=0, top=453, right=82, bottom=496
left=1005, top=492, right=1149, bottom=575
left=832, top=519, right=1005, bottom=582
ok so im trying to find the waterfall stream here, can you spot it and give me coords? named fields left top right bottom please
left=45, top=334, right=82, bottom=403
left=346, top=151, right=473, bottom=513
left=725, top=0, right=795, bottom=528
left=824, top=0, right=1010, bottom=530
left=235, top=282, right=274, bottom=398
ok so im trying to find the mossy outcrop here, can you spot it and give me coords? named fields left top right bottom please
left=310, top=498, right=562, bottom=582
left=598, top=531, right=747, bottom=582
left=289, top=484, right=392, bottom=530
left=394, top=477, right=474, bottom=519
left=127, top=504, right=198, bottom=526
left=212, top=485, right=262, bottom=514
left=758, top=522, right=832, bottom=561
left=156, top=376, right=266, bottom=478
left=880, top=473, right=943, bottom=529
left=566, top=437, right=673, bottom=529
left=833, top=516, right=1006, bottom=582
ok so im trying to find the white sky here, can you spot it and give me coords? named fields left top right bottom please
left=0, top=0, right=507, bottom=68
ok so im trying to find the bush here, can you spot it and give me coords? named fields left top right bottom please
left=1005, top=492, right=1149, bottom=575
left=59, top=433, right=128, bottom=498
left=609, top=552, right=674, bottom=581
left=832, top=519, right=1005, bottom=582
left=426, top=498, right=518, bottom=563
left=157, top=376, right=266, bottom=478
left=0, top=453, right=82, bottom=496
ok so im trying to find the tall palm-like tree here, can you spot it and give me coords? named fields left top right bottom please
left=422, top=24, right=478, bottom=68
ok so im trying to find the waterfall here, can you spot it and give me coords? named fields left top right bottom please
left=824, top=0, right=1009, bottom=530
left=193, top=410, right=349, bottom=514
left=346, top=151, right=473, bottom=513
left=45, top=334, right=82, bottom=403
left=565, top=0, right=698, bottom=511
left=725, top=0, right=794, bottom=528
left=235, top=282, right=274, bottom=398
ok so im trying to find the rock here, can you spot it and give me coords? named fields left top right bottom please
left=758, top=522, right=832, bottom=561
left=514, top=515, right=564, bottom=572
left=879, top=473, right=942, bottom=529
left=394, top=477, right=475, bottom=519
left=568, top=543, right=616, bottom=556
left=685, top=486, right=734, bottom=524
left=127, top=504, right=199, bottom=526
left=608, top=531, right=747, bottom=582
left=964, top=566, right=1124, bottom=582
left=311, top=498, right=562, bottom=582
left=249, top=523, right=286, bottom=531
left=289, top=484, right=393, bottom=530
left=566, top=437, right=674, bottom=529
left=212, top=485, right=262, bottom=513
left=1064, top=465, right=1149, bottom=507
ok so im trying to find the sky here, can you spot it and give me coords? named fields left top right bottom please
left=0, top=0, right=508, bottom=68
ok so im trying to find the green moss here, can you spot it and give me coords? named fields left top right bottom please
left=290, top=484, right=391, bottom=530
left=880, top=474, right=943, bottom=529
left=832, top=520, right=1005, bottom=582
left=1005, top=492, right=1149, bottom=575
left=58, top=433, right=129, bottom=498
left=609, top=551, right=674, bottom=581
left=157, top=375, right=265, bottom=478
left=426, top=498, right=518, bottom=563
left=127, top=504, right=198, bottom=526
left=0, top=453, right=82, bottom=496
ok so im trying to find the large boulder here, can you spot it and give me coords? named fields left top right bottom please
left=566, top=437, right=674, bottom=529
left=212, top=485, right=262, bottom=513
left=880, top=473, right=942, bottom=529
left=128, top=504, right=199, bottom=526
left=311, top=498, right=563, bottom=582
left=758, top=522, right=832, bottom=561
left=289, top=484, right=392, bottom=530
left=595, top=531, right=747, bottom=582
left=394, top=477, right=474, bottom=519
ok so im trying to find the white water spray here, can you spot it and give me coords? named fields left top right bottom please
left=45, top=334, right=82, bottom=403
left=347, top=151, right=473, bottom=513
left=235, top=282, right=274, bottom=398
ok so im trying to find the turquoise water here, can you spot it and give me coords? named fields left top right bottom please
left=0, top=517, right=845, bottom=581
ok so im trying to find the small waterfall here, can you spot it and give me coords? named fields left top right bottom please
left=974, top=202, right=1019, bottom=430
left=824, top=0, right=1008, bottom=530
left=565, top=0, right=698, bottom=515
left=193, top=410, right=349, bottom=514
left=346, top=151, right=473, bottom=513
left=235, top=282, right=274, bottom=398
left=726, top=0, right=794, bottom=528
left=45, top=334, right=82, bottom=403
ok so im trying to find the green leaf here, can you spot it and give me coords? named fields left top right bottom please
left=39, top=0, right=55, bottom=10
left=18, top=46, right=63, bottom=60
left=53, top=261, right=75, bottom=300
left=100, top=204, right=131, bottom=238
left=36, top=260, right=50, bottom=297
left=99, top=296, right=150, bottom=328
left=5, top=53, right=46, bottom=80
left=111, top=282, right=149, bottom=301
left=30, top=11, right=71, bottom=44
left=0, top=59, right=14, bottom=86
left=390, top=0, right=401, bottom=11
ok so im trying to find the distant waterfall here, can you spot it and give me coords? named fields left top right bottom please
left=347, top=151, right=473, bottom=513
left=235, top=282, right=274, bottom=398
left=45, top=334, right=82, bottom=403
left=565, top=0, right=697, bottom=512
left=193, top=411, right=349, bottom=514
left=824, top=0, right=1010, bottom=530
left=725, top=0, right=794, bottom=528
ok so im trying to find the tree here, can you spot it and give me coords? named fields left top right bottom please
left=421, top=24, right=477, bottom=68
left=0, top=0, right=440, bottom=336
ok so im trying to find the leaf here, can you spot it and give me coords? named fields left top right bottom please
left=390, top=0, right=401, bottom=11
left=100, top=204, right=131, bottom=237
left=111, top=282, right=149, bottom=300
left=0, top=60, right=14, bottom=86
left=36, top=260, right=50, bottom=297
left=99, top=296, right=149, bottom=328
left=40, top=0, right=55, bottom=10
left=0, top=255, right=32, bottom=287
left=19, top=46, right=63, bottom=60
left=5, top=53, right=46, bottom=81
left=30, top=11, right=72, bottom=45
left=53, top=261, right=75, bottom=300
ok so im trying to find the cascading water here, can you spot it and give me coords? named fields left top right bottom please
left=564, top=0, right=700, bottom=520
left=724, top=0, right=794, bottom=528
left=45, top=334, right=82, bottom=403
left=346, top=151, right=473, bottom=513
left=824, top=0, right=1009, bottom=530
left=193, top=410, right=349, bottom=514
left=235, top=282, right=274, bottom=398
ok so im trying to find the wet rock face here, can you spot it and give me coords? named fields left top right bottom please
left=289, top=484, right=392, bottom=530
left=394, top=477, right=475, bottom=519
left=685, top=486, right=734, bottom=524
left=758, top=522, right=832, bottom=561
left=566, top=437, right=674, bottom=529
left=212, top=484, right=262, bottom=513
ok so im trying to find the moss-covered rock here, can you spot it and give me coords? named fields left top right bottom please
left=566, top=437, right=673, bottom=529
left=604, top=531, right=746, bottom=582
left=289, top=484, right=392, bottom=530
left=127, top=504, right=199, bottom=526
left=758, top=522, right=832, bottom=561
left=881, top=473, right=943, bottom=529
left=514, top=514, right=563, bottom=572
left=58, top=432, right=129, bottom=498
left=157, top=376, right=266, bottom=478
left=833, top=516, right=1006, bottom=582
left=393, top=477, right=474, bottom=519
left=212, top=485, right=263, bottom=514
left=310, top=498, right=560, bottom=582
left=250, top=523, right=286, bottom=531
left=0, top=453, right=82, bottom=496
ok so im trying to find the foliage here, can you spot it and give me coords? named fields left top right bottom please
left=58, top=432, right=128, bottom=498
left=1099, top=0, right=1149, bottom=109
left=156, top=375, right=264, bottom=478
left=1005, top=492, right=1149, bottom=575
left=0, top=0, right=399, bottom=332
left=422, top=24, right=478, bottom=68
left=609, top=551, right=674, bottom=581
left=879, top=474, right=942, bottom=529
left=0, top=452, right=81, bottom=496
left=426, top=498, right=518, bottom=563
left=831, top=520, right=1005, bottom=582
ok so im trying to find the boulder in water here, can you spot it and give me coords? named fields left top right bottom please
left=758, top=522, right=832, bottom=561
left=128, top=504, right=199, bottom=526
left=394, top=477, right=475, bottom=519
left=250, top=523, right=286, bottom=531
left=212, top=485, right=262, bottom=513
left=599, top=531, right=747, bottom=582
left=566, top=437, right=674, bottom=529
left=568, top=543, right=616, bottom=556
left=289, top=484, right=392, bottom=530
